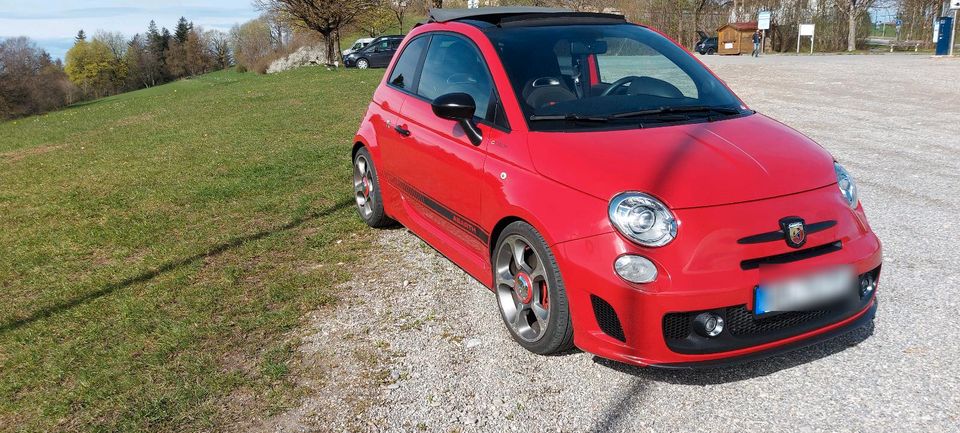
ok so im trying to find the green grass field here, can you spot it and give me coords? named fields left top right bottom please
left=0, top=66, right=385, bottom=432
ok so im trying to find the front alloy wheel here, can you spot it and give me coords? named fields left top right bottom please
left=494, top=222, right=573, bottom=354
left=352, top=147, right=392, bottom=227
left=356, top=58, right=369, bottom=69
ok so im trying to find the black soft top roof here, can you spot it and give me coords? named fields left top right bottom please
left=428, top=7, right=570, bottom=23
left=425, top=7, right=626, bottom=27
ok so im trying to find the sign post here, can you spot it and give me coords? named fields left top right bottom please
left=798, top=24, right=815, bottom=54
left=758, top=11, right=771, bottom=55
left=951, top=0, right=960, bottom=56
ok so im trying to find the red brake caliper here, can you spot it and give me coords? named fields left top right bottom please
left=540, top=281, right=549, bottom=309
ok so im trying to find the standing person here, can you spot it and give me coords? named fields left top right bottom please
left=752, top=30, right=761, bottom=57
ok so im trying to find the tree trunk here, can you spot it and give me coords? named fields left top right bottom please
left=326, top=36, right=336, bottom=64
left=335, top=30, right=342, bottom=62
left=847, top=9, right=857, bottom=51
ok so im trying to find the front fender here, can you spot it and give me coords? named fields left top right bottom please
left=481, top=155, right=612, bottom=249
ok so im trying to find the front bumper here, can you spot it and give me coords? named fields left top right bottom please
left=343, top=57, right=357, bottom=67
left=554, top=184, right=882, bottom=367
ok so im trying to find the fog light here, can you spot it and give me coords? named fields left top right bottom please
left=614, top=255, right=657, bottom=283
left=693, top=312, right=724, bottom=337
left=859, top=273, right=876, bottom=298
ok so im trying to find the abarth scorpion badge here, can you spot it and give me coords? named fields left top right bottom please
left=779, top=217, right=807, bottom=248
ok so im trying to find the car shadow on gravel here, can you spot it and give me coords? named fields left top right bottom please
left=592, top=323, right=875, bottom=385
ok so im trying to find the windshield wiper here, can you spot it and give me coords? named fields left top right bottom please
left=608, top=105, right=742, bottom=119
left=528, top=113, right=609, bottom=122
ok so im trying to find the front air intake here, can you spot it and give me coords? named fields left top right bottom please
left=591, top=294, right=626, bottom=342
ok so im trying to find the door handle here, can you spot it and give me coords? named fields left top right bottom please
left=394, top=125, right=411, bottom=136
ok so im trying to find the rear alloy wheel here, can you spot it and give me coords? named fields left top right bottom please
left=356, top=58, right=369, bottom=69
left=353, top=147, right=392, bottom=227
left=494, top=222, right=573, bottom=354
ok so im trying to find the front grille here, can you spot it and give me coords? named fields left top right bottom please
left=665, top=307, right=834, bottom=340
left=663, top=314, right=692, bottom=340
left=591, top=295, right=626, bottom=342
left=740, top=241, right=842, bottom=270
left=724, top=306, right=832, bottom=337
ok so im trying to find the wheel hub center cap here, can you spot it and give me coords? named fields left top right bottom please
left=515, top=273, right=533, bottom=304
left=362, top=177, right=371, bottom=197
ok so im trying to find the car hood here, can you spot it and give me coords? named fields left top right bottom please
left=527, top=114, right=837, bottom=209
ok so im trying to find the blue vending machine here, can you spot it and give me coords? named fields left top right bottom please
left=936, top=16, right=954, bottom=56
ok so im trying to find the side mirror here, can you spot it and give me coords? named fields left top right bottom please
left=431, top=93, right=482, bottom=145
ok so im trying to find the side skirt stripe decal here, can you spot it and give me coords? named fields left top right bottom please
left=384, top=173, right=490, bottom=245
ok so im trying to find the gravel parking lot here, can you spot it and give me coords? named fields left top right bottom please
left=260, top=54, right=960, bottom=432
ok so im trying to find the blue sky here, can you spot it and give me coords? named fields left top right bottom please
left=0, top=1, right=260, bottom=60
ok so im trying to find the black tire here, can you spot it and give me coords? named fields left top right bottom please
left=352, top=147, right=393, bottom=228
left=356, top=58, right=369, bottom=69
left=492, top=221, right=574, bottom=355
left=706, top=47, right=716, bottom=55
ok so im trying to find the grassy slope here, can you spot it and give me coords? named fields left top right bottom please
left=0, top=67, right=384, bottom=432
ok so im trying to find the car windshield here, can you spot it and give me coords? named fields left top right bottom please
left=484, top=23, right=748, bottom=131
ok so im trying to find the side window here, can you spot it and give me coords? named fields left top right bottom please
left=388, top=37, right=428, bottom=90
left=416, top=34, right=494, bottom=121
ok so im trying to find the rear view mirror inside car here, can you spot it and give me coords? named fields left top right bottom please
left=570, top=40, right=608, bottom=55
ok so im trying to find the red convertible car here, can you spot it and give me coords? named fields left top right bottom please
left=351, top=7, right=881, bottom=368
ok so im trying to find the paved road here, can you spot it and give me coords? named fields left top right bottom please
left=268, top=54, right=960, bottom=432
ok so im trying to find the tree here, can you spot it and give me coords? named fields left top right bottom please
left=175, top=17, right=192, bottom=44
left=65, top=36, right=126, bottom=97
left=255, top=3, right=294, bottom=48
left=389, top=0, right=409, bottom=33
left=75, top=30, right=86, bottom=42
left=64, top=39, right=102, bottom=97
left=205, top=29, right=233, bottom=69
left=94, top=30, right=127, bottom=61
left=230, top=18, right=273, bottom=71
left=0, top=37, right=77, bottom=120
left=146, top=20, right=162, bottom=52
left=184, top=29, right=214, bottom=76
left=357, top=4, right=396, bottom=37
left=834, top=0, right=880, bottom=51
left=165, top=39, right=189, bottom=78
left=125, top=34, right=161, bottom=87
left=257, top=0, right=380, bottom=63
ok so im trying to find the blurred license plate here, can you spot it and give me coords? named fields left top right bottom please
left=754, top=266, right=855, bottom=316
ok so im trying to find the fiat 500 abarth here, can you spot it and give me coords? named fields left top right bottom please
left=351, top=8, right=881, bottom=368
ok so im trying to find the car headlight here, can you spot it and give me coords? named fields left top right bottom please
left=608, top=192, right=677, bottom=247
left=834, top=162, right=859, bottom=208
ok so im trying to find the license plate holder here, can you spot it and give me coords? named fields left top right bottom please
left=754, top=266, right=855, bottom=317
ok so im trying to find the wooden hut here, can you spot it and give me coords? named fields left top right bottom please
left=717, top=22, right=759, bottom=55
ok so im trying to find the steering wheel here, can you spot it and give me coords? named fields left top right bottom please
left=600, top=75, right=644, bottom=97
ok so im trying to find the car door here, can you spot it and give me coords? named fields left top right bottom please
left=378, top=39, right=401, bottom=67
left=369, top=39, right=392, bottom=67
left=392, top=33, right=505, bottom=257
left=377, top=35, right=429, bottom=195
